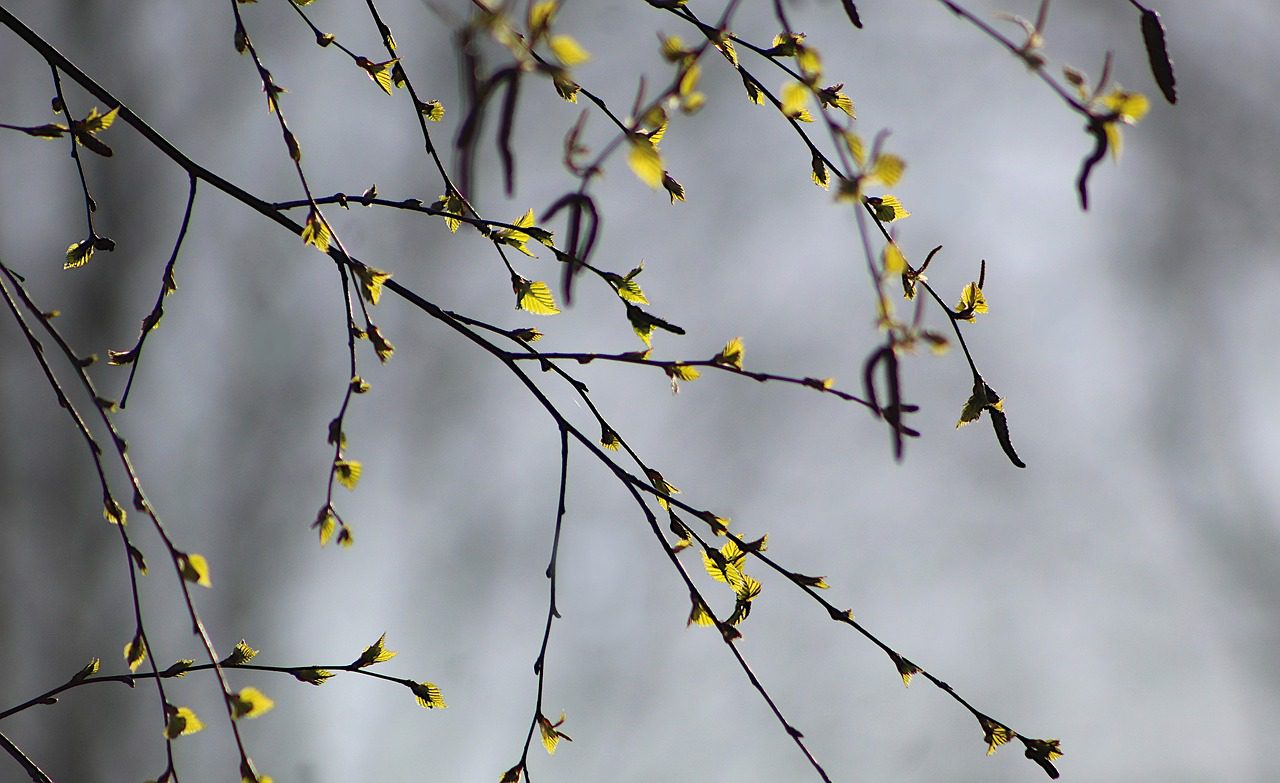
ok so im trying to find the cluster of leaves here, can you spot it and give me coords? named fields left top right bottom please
left=0, top=0, right=1177, bottom=781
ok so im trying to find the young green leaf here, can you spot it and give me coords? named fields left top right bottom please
left=549, top=35, right=589, bottom=67
left=356, top=265, right=392, bottom=306
left=367, top=324, right=395, bottom=363
left=712, top=337, right=745, bottom=369
left=164, top=706, right=204, bottom=738
left=334, top=460, right=362, bottom=491
left=411, top=681, right=447, bottom=709
left=124, top=633, right=147, bottom=673
left=627, top=138, right=664, bottom=189
left=352, top=632, right=397, bottom=668
left=357, top=57, right=399, bottom=95
left=230, top=687, right=275, bottom=719
left=69, top=658, right=101, bottom=683
left=177, top=552, right=212, bottom=588
left=780, top=82, right=814, bottom=122
left=300, top=208, right=331, bottom=253
left=293, top=668, right=335, bottom=685
left=514, top=278, right=561, bottom=315
left=537, top=711, right=572, bottom=754
left=222, top=639, right=259, bottom=666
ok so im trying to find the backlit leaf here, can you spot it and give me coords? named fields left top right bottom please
left=65, top=239, right=94, bottom=270
left=357, top=265, right=392, bottom=306
left=124, top=633, right=147, bottom=673
left=979, top=715, right=1015, bottom=755
left=411, top=681, right=447, bottom=709
left=871, top=154, right=906, bottom=187
left=890, top=652, right=921, bottom=687
left=956, top=282, right=987, bottom=321
left=435, top=193, right=464, bottom=232
left=368, top=324, right=394, bottom=363
left=883, top=243, right=907, bottom=277
left=867, top=194, right=910, bottom=222
left=230, top=687, right=274, bottom=719
left=300, top=208, right=330, bottom=253
left=712, top=336, right=744, bottom=369
left=178, top=552, right=212, bottom=588
left=537, top=711, right=573, bottom=754
left=223, top=639, right=259, bottom=666
left=104, top=496, right=126, bottom=526
left=164, top=706, right=204, bottom=738
left=515, top=278, right=561, bottom=315
left=550, top=35, right=589, bottom=67
left=70, top=658, right=101, bottom=683
left=358, top=57, right=398, bottom=95
left=687, top=596, right=715, bottom=627
left=334, top=459, right=362, bottom=491
left=780, top=82, right=813, bottom=122
left=627, top=138, right=664, bottom=189
left=420, top=99, right=445, bottom=121
left=293, top=668, right=334, bottom=685
left=353, top=632, right=397, bottom=668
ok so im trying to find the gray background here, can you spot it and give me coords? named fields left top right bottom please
left=1, top=1, right=1277, bottom=781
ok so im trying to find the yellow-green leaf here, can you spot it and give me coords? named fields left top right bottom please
left=70, top=657, right=101, bottom=683
left=358, top=57, right=399, bottom=95
left=687, top=596, right=715, bottom=627
left=164, top=706, right=204, bottom=738
left=81, top=106, right=119, bottom=134
left=367, top=324, right=394, bottom=363
left=549, top=35, right=589, bottom=67
left=124, top=634, right=147, bottom=673
left=537, top=711, right=572, bottom=754
left=612, top=275, right=647, bottom=304
left=957, top=381, right=990, bottom=428
left=980, top=716, right=1015, bottom=755
left=627, top=138, right=664, bottom=189
left=104, top=496, right=126, bottom=526
left=178, top=552, right=212, bottom=588
left=65, top=239, right=94, bottom=270
left=317, top=509, right=336, bottom=546
left=420, top=99, right=445, bottom=122
left=500, top=764, right=524, bottom=783
left=529, top=0, right=558, bottom=37
left=647, top=469, right=679, bottom=511
left=230, top=687, right=275, bottom=719
left=600, top=427, right=621, bottom=451
left=780, top=82, right=812, bottom=122
left=357, top=265, right=392, bottom=306
left=883, top=243, right=907, bottom=277
left=334, top=459, right=362, bottom=491
left=891, top=653, right=921, bottom=687
left=353, top=632, right=397, bottom=668
left=293, top=668, right=334, bottom=685
left=715, top=35, right=738, bottom=66
left=435, top=193, right=464, bottom=232
left=336, top=525, right=355, bottom=548
left=871, top=154, right=906, bottom=187
left=223, top=639, right=259, bottom=666
left=811, top=154, right=829, bottom=189
left=867, top=194, right=910, bottom=222
left=667, top=363, right=700, bottom=381
left=516, top=279, right=561, bottom=315
left=713, top=336, right=744, bottom=369
left=411, top=681, right=447, bottom=709
left=1101, top=88, right=1150, bottom=124
left=956, top=282, right=988, bottom=321
left=300, top=208, right=331, bottom=253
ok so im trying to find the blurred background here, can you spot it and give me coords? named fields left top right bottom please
left=1, top=0, right=1277, bottom=781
